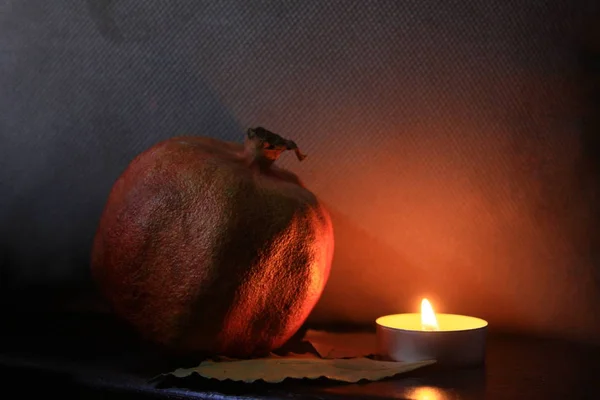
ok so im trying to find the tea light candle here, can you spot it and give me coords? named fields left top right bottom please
left=376, top=299, right=488, bottom=367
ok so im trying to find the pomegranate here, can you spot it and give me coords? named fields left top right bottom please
left=91, top=127, right=334, bottom=357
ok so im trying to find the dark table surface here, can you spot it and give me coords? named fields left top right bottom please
left=1, top=311, right=599, bottom=400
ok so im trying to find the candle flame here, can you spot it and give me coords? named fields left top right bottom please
left=421, top=298, right=439, bottom=331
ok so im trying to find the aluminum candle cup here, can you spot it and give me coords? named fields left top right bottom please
left=376, top=311, right=488, bottom=367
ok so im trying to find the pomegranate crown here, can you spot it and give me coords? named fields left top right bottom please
left=247, top=127, right=307, bottom=161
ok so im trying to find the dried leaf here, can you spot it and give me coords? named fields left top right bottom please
left=166, top=353, right=435, bottom=383
left=303, top=329, right=377, bottom=359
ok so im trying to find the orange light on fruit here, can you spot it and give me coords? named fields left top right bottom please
left=420, top=298, right=439, bottom=331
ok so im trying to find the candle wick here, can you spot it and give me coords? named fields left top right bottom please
left=422, top=324, right=440, bottom=332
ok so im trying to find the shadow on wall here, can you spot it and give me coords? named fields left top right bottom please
left=0, top=0, right=241, bottom=303
left=578, top=6, right=600, bottom=291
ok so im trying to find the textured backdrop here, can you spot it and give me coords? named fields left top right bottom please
left=1, top=0, right=599, bottom=343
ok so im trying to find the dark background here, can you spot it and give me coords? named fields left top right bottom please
left=1, top=0, right=599, bottom=344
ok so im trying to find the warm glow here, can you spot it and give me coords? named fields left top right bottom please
left=421, top=298, right=439, bottom=331
left=407, top=386, right=445, bottom=400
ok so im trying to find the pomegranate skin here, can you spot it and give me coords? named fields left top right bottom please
left=91, top=131, right=333, bottom=358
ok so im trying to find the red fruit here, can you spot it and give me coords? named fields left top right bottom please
left=91, top=127, right=334, bottom=357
